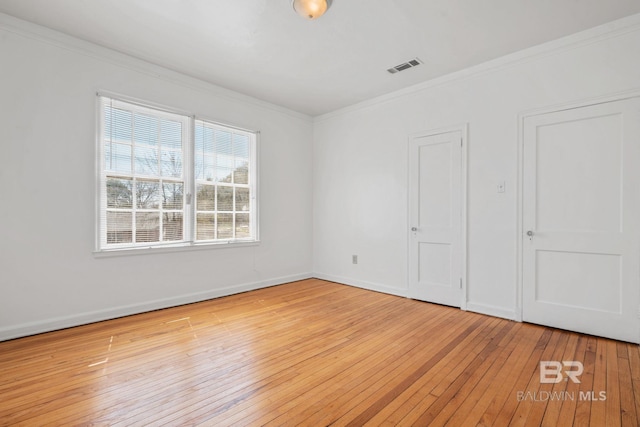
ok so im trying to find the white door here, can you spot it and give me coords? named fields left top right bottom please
left=409, top=130, right=464, bottom=307
left=523, top=98, right=640, bottom=343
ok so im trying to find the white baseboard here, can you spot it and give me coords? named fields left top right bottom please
left=312, top=272, right=408, bottom=298
left=1, top=274, right=523, bottom=342
left=315, top=275, right=517, bottom=322
left=0, top=272, right=313, bottom=342
left=465, top=302, right=517, bottom=321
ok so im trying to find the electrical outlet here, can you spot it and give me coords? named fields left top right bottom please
left=352, top=255, right=358, bottom=264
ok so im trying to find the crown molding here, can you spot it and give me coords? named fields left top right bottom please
left=315, top=12, right=640, bottom=122
left=0, top=12, right=313, bottom=123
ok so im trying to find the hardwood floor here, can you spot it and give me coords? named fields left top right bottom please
left=0, top=279, right=638, bottom=426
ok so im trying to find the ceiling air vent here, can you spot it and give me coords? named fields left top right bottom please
left=387, top=58, right=423, bottom=74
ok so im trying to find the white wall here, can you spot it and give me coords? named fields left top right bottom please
left=313, top=15, right=640, bottom=319
left=3, top=12, right=640, bottom=342
left=0, top=15, right=314, bottom=340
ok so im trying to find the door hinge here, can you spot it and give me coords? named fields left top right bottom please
left=459, top=278, right=463, bottom=289
left=460, top=138, right=463, bottom=147
left=186, top=193, right=192, bottom=205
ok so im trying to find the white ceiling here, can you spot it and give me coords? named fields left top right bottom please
left=1, top=0, right=639, bottom=116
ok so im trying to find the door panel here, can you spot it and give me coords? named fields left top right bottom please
left=535, top=113, right=622, bottom=233
left=409, top=130, right=463, bottom=307
left=535, top=250, right=621, bottom=313
left=419, top=141, right=452, bottom=228
left=419, top=242, right=452, bottom=287
left=522, top=98, right=640, bottom=343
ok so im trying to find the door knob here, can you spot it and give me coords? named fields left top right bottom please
left=411, top=227, right=418, bottom=232
left=527, top=230, right=534, bottom=241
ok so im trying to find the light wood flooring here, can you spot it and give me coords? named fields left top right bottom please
left=0, top=279, right=639, bottom=426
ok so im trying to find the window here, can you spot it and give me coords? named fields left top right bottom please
left=97, top=95, right=257, bottom=252
left=194, top=120, right=253, bottom=241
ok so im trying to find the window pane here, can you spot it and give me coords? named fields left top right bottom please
left=203, top=127, right=214, bottom=153
left=107, top=178, right=133, bottom=208
left=217, top=186, right=233, bottom=211
left=217, top=167, right=233, bottom=183
left=196, top=184, right=215, bottom=211
left=163, top=212, right=183, bottom=241
left=136, top=180, right=160, bottom=209
left=111, top=108, right=132, bottom=142
left=195, top=154, right=204, bottom=181
left=217, top=153, right=234, bottom=168
left=236, top=213, right=250, bottom=238
left=104, top=143, right=110, bottom=170
left=215, top=130, right=232, bottom=156
left=217, top=142, right=233, bottom=180
left=217, top=213, right=233, bottom=239
left=204, top=166, right=215, bottom=182
left=107, top=211, right=132, bottom=244
left=135, top=145, right=158, bottom=175
left=160, top=119, right=182, bottom=150
left=107, top=143, right=132, bottom=174
left=163, top=182, right=183, bottom=210
left=235, top=188, right=250, bottom=211
left=195, top=124, right=203, bottom=152
left=234, top=160, right=249, bottom=184
left=233, top=134, right=249, bottom=158
left=134, top=113, right=158, bottom=146
left=203, top=154, right=215, bottom=181
left=161, top=149, right=182, bottom=177
left=136, top=212, right=160, bottom=243
left=195, top=152, right=214, bottom=181
left=196, top=213, right=215, bottom=240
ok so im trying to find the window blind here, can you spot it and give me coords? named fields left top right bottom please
left=194, top=119, right=256, bottom=242
left=99, top=96, right=189, bottom=249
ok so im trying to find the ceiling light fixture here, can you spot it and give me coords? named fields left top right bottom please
left=292, top=0, right=332, bottom=20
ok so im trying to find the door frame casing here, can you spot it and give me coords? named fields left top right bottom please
left=407, top=123, right=468, bottom=310
left=516, top=89, right=640, bottom=324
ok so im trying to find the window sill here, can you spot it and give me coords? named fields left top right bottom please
left=93, top=240, right=260, bottom=258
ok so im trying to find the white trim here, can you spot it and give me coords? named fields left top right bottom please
left=408, top=123, right=469, bottom=140
left=93, top=240, right=261, bottom=258
left=515, top=106, right=525, bottom=323
left=97, top=90, right=194, bottom=119
left=94, top=95, right=104, bottom=251
left=0, top=273, right=313, bottom=342
left=466, top=302, right=517, bottom=321
left=312, top=272, right=408, bottom=298
left=193, top=114, right=259, bottom=135
left=315, top=13, right=640, bottom=122
left=254, top=131, right=261, bottom=243
left=184, top=112, right=195, bottom=245
left=460, top=124, right=469, bottom=310
left=519, top=87, right=640, bottom=119
left=0, top=12, right=312, bottom=123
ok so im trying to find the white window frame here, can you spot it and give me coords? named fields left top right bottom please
left=95, top=93, right=259, bottom=256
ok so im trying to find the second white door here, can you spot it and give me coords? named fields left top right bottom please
left=522, top=98, right=640, bottom=343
